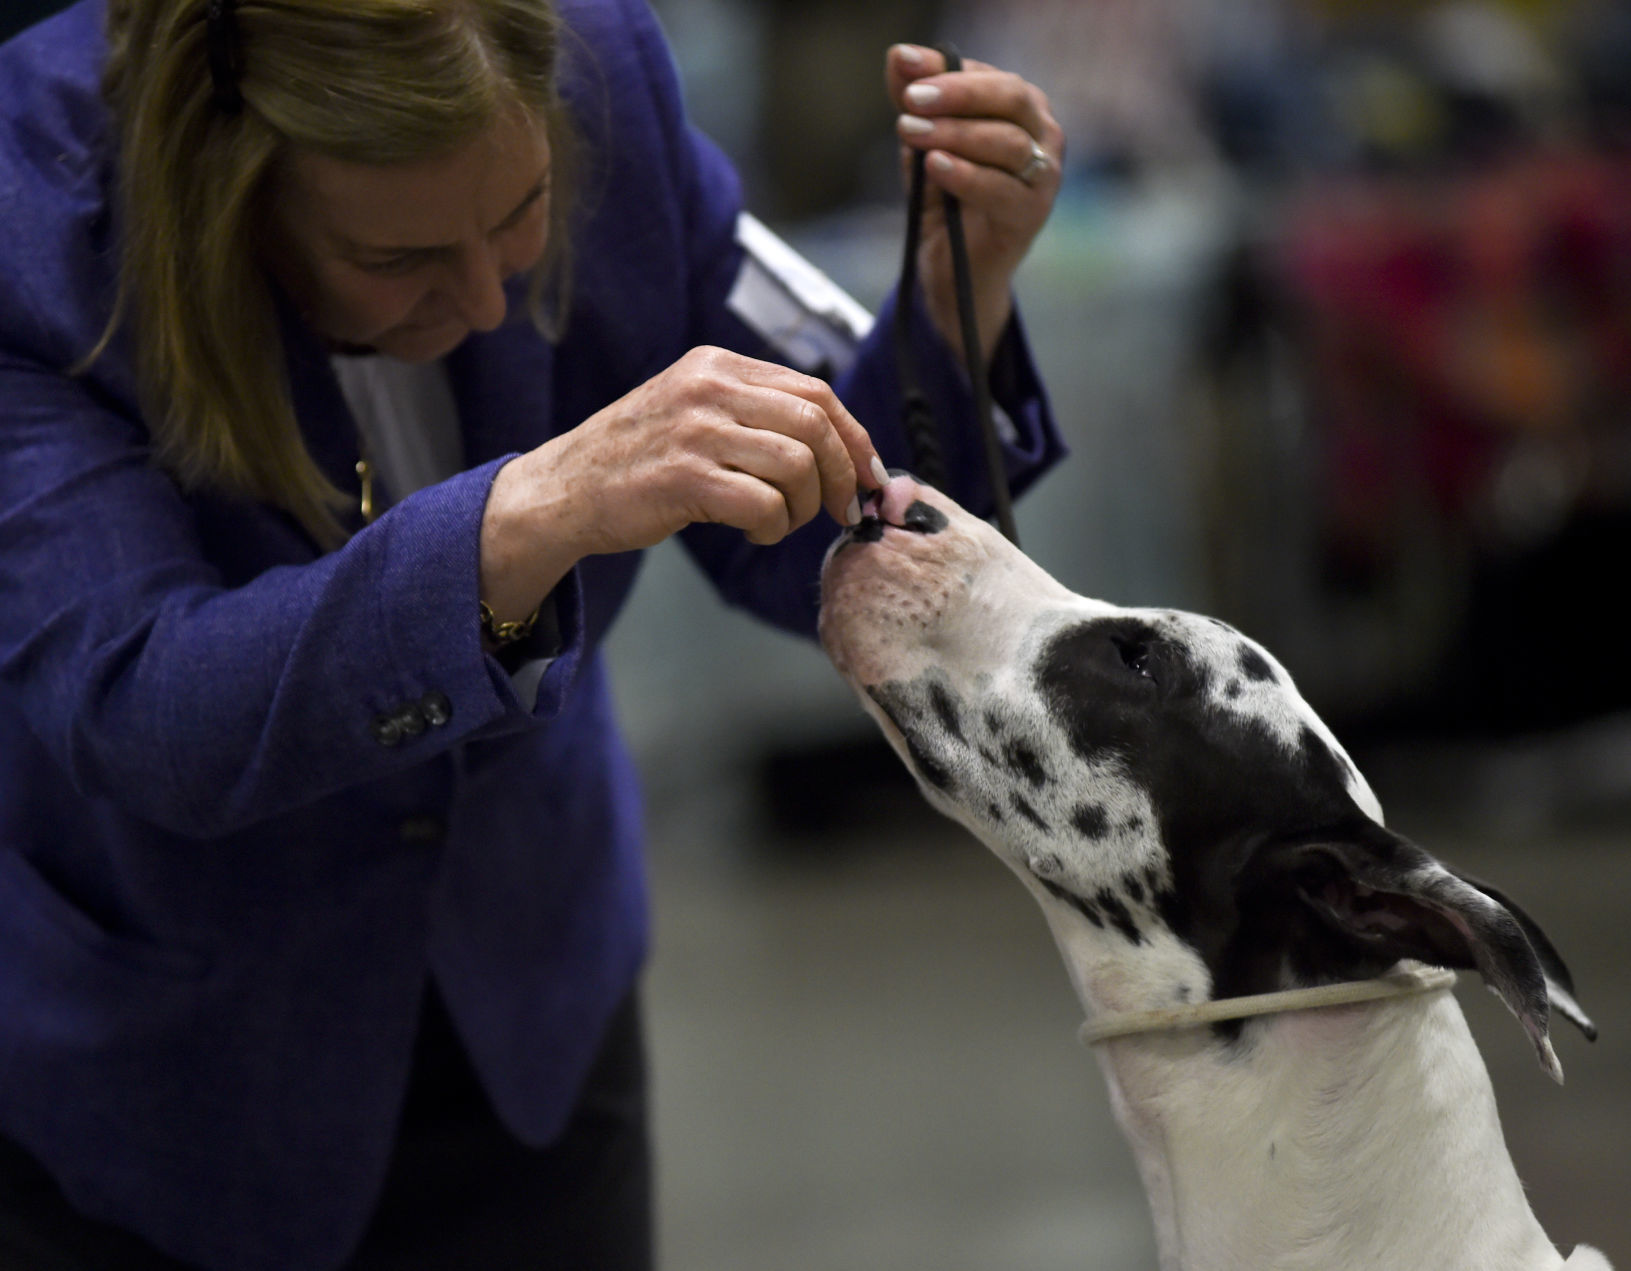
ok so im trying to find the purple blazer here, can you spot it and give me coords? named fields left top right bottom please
left=0, top=1, right=1064, bottom=1266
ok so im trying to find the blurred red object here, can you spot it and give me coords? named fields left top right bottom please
left=1274, top=149, right=1631, bottom=561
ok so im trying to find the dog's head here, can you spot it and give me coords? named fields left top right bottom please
left=819, top=476, right=1596, bottom=1077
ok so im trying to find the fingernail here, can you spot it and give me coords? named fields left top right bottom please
left=904, top=83, right=941, bottom=109
left=929, top=151, right=955, bottom=173
left=846, top=495, right=862, bottom=526
left=898, top=113, right=935, bottom=136
left=870, top=456, right=890, bottom=486
left=894, top=44, right=925, bottom=64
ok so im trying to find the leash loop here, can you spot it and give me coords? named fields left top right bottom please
left=894, top=43, right=1020, bottom=546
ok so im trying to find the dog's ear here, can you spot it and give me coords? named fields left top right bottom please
left=1246, top=826, right=1596, bottom=1081
left=1446, top=869, right=1599, bottom=1043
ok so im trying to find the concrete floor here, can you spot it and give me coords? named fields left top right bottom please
left=639, top=726, right=1631, bottom=1271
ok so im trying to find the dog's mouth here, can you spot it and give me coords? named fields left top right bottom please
left=834, top=481, right=951, bottom=551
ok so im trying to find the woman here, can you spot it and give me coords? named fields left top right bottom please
left=0, top=0, right=1066, bottom=1266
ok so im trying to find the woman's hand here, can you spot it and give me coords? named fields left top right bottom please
left=478, top=346, right=883, bottom=625
left=887, top=44, right=1064, bottom=366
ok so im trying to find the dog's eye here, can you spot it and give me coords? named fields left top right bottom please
left=1112, top=636, right=1153, bottom=678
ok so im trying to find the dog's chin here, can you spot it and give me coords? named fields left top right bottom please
left=817, top=619, right=925, bottom=693
left=819, top=534, right=953, bottom=685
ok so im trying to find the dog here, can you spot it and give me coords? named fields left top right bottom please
left=817, top=474, right=1608, bottom=1271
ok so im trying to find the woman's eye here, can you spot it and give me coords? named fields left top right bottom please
left=360, top=253, right=425, bottom=276
left=1111, top=636, right=1152, bottom=677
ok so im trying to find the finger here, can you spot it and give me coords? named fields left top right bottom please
left=885, top=43, right=947, bottom=109
left=919, top=148, right=1048, bottom=219
left=706, top=469, right=799, bottom=546
left=676, top=347, right=884, bottom=510
left=731, top=358, right=885, bottom=512
left=675, top=463, right=792, bottom=546
left=897, top=115, right=1060, bottom=190
left=714, top=418, right=824, bottom=536
left=734, top=379, right=860, bottom=527
left=797, top=380, right=886, bottom=496
left=899, top=68, right=1055, bottom=147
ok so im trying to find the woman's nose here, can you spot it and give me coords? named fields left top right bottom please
left=450, top=244, right=509, bottom=332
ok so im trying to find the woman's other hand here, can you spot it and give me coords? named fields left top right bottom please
left=887, top=43, right=1065, bottom=366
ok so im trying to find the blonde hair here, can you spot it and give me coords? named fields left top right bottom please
left=97, top=0, right=576, bottom=548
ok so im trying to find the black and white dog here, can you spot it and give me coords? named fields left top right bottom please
left=818, top=474, right=1608, bottom=1271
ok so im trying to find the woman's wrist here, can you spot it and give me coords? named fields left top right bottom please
left=477, top=447, right=584, bottom=631
left=923, top=262, right=1015, bottom=370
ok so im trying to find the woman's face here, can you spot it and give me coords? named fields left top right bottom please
left=263, top=108, right=553, bottom=362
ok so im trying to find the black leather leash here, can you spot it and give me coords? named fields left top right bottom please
left=891, top=43, right=1021, bottom=547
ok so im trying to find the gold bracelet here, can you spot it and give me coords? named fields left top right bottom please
left=479, top=600, right=541, bottom=647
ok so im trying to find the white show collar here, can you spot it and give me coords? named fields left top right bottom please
left=1078, top=965, right=1459, bottom=1047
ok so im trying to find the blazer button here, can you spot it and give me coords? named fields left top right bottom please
left=395, top=703, right=428, bottom=738
left=420, top=691, right=453, bottom=728
left=371, top=713, right=405, bottom=748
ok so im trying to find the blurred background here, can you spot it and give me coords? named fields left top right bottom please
left=615, top=0, right=1631, bottom=1266
left=4, top=0, right=1625, bottom=1264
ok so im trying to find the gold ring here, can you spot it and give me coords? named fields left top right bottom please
left=1016, top=138, right=1050, bottom=187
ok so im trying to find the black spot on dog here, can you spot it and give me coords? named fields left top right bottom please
left=1040, top=877, right=1104, bottom=928
left=1124, top=815, right=1144, bottom=833
left=903, top=500, right=950, bottom=534
left=1034, top=618, right=1168, bottom=762
left=1095, top=890, right=1144, bottom=944
left=1225, top=680, right=1244, bottom=700
left=1239, top=646, right=1276, bottom=683
left=868, top=678, right=962, bottom=794
left=929, top=680, right=965, bottom=742
left=986, top=801, right=1006, bottom=824
left=1072, top=803, right=1110, bottom=839
left=1297, top=725, right=1351, bottom=791
left=1011, top=794, right=1050, bottom=832
left=906, top=736, right=952, bottom=791
left=1125, top=874, right=1146, bottom=904
left=1154, top=884, right=1183, bottom=933
left=866, top=682, right=915, bottom=728
left=1005, top=739, right=1049, bottom=790
left=983, top=710, right=1006, bottom=737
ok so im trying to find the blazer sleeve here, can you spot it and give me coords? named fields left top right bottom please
left=0, top=340, right=560, bottom=838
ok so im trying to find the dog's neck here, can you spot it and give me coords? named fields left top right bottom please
left=1044, top=919, right=1565, bottom=1271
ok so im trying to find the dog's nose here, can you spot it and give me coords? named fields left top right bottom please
left=901, top=500, right=948, bottom=534
left=876, top=473, right=945, bottom=532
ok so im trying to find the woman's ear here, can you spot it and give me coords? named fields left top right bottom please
left=1247, top=826, right=1595, bottom=1081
